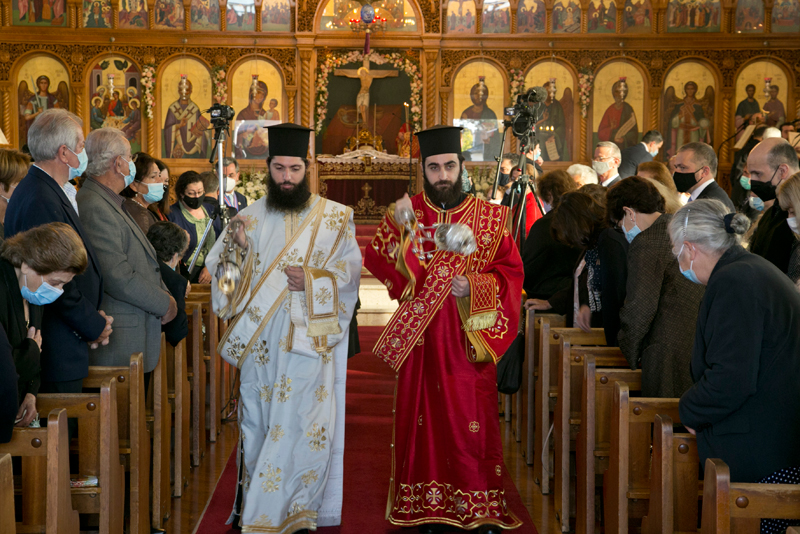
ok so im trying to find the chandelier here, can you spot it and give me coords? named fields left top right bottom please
left=349, top=4, right=387, bottom=34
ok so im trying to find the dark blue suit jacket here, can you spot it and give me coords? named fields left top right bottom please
left=619, top=143, right=653, bottom=179
left=204, top=191, right=249, bottom=238
left=4, top=166, right=106, bottom=382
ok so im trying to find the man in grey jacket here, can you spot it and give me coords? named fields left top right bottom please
left=77, top=128, right=177, bottom=374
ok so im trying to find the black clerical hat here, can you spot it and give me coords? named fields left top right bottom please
left=414, top=125, right=463, bottom=161
left=266, top=123, right=312, bottom=159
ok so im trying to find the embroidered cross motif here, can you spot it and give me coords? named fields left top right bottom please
left=259, top=385, right=273, bottom=402
left=274, top=375, right=292, bottom=403
left=269, top=425, right=284, bottom=442
left=246, top=306, right=263, bottom=324
left=301, top=470, right=319, bottom=486
left=311, top=249, right=326, bottom=267
left=314, top=385, right=328, bottom=403
left=307, top=423, right=327, bottom=452
left=315, top=286, right=332, bottom=306
left=260, top=465, right=282, bottom=493
left=469, top=421, right=480, bottom=432
left=252, top=340, right=269, bottom=366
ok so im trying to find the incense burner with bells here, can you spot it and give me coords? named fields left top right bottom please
left=216, top=219, right=248, bottom=296
left=394, top=206, right=478, bottom=260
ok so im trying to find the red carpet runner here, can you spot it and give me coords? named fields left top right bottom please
left=195, top=326, right=537, bottom=534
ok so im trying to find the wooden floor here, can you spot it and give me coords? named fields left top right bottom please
left=168, top=415, right=560, bottom=534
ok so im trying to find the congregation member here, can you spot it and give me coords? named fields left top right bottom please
left=730, top=125, right=768, bottom=220
left=489, top=154, right=520, bottom=204
left=168, top=170, right=214, bottom=283
left=0, top=149, right=30, bottom=239
left=746, top=137, right=800, bottom=275
left=521, top=170, right=581, bottom=306
left=672, top=142, right=735, bottom=210
left=776, top=171, right=800, bottom=285
left=550, top=190, right=628, bottom=345
left=592, top=141, right=622, bottom=187
left=222, top=156, right=248, bottom=214
left=618, top=130, right=663, bottom=179
left=671, top=200, right=800, bottom=533
left=4, top=109, right=112, bottom=396
left=121, top=152, right=163, bottom=234
left=77, top=128, right=177, bottom=375
left=607, top=177, right=704, bottom=397
left=149, top=158, right=172, bottom=221
left=147, top=221, right=190, bottom=347
left=636, top=160, right=680, bottom=196
left=566, top=163, right=598, bottom=186
left=207, top=123, right=361, bottom=533
left=366, top=125, right=524, bottom=533
left=502, top=152, right=544, bottom=248
left=0, top=223, right=88, bottom=437
left=201, top=170, right=226, bottom=237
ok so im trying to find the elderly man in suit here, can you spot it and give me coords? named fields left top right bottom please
left=4, top=109, right=113, bottom=396
left=672, top=142, right=735, bottom=211
left=77, top=128, right=177, bottom=375
left=592, top=141, right=623, bottom=187
left=619, top=130, right=663, bottom=179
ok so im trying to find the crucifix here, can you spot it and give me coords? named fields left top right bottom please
left=334, top=56, right=398, bottom=130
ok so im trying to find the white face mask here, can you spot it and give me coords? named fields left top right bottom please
left=788, top=216, right=798, bottom=234
left=592, top=160, right=611, bottom=176
left=225, top=177, right=236, bottom=193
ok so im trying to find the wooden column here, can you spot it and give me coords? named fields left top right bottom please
left=475, top=0, right=483, bottom=33
left=649, top=88, right=660, bottom=130
left=0, top=81, right=12, bottom=147
left=509, top=0, right=518, bottom=32
left=73, top=83, right=85, bottom=131
left=67, top=0, right=81, bottom=28
left=580, top=109, right=588, bottom=162
left=286, top=86, right=297, bottom=123
left=764, top=0, right=773, bottom=32
left=424, top=50, right=439, bottom=128
left=182, top=0, right=191, bottom=30
left=298, top=48, right=314, bottom=128
left=219, top=0, right=227, bottom=29
left=615, top=0, right=623, bottom=31
left=147, top=0, right=156, bottom=28
left=439, top=89, right=450, bottom=124
left=545, top=0, right=552, bottom=32
left=0, top=0, right=11, bottom=26
left=254, top=0, right=262, bottom=31
left=719, top=88, right=733, bottom=165
left=580, top=0, right=588, bottom=32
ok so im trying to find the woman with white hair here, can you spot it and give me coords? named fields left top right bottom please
left=671, top=199, right=800, bottom=531
left=566, top=163, right=598, bottom=186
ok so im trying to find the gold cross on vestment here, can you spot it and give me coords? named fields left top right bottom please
left=362, top=182, right=372, bottom=198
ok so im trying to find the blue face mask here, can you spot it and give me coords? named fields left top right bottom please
left=748, top=196, right=765, bottom=212
left=648, top=145, right=660, bottom=157
left=20, top=274, right=64, bottom=306
left=622, top=213, right=641, bottom=243
left=739, top=175, right=751, bottom=191
left=67, top=147, right=88, bottom=181
left=120, top=156, right=135, bottom=188
left=141, top=182, right=165, bottom=204
left=677, top=243, right=701, bottom=284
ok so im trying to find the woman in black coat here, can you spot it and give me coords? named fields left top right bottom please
left=671, top=200, right=800, bottom=531
left=147, top=221, right=190, bottom=347
left=0, top=223, right=88, bottom=442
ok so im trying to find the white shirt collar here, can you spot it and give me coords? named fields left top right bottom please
left=690, top=179, right=715, bottom=201
left=601, top=174, right=620, bottom=187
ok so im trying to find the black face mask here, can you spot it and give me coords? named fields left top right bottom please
left=498, top=173, right=511, bottom=187
left=672, top=170, right=699, bottom=193
left=750, top=167, right=780, bottom=202
left=183, top=195, right=204, bottom=210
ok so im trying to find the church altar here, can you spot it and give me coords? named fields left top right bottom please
left=317, top=149, right=418, bottom=222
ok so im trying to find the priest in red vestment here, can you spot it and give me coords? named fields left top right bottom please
left=365, top=126, right=524, bottom=534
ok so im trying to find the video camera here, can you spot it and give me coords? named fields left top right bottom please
left=207, top=103, right=235, bottom=130
left=503, top=86, right=547, bottom=142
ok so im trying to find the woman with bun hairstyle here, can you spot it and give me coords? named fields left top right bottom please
left=671, top=199, right=800, bottom=503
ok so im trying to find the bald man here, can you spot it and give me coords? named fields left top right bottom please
left=746, top=137, right=800, bottom=274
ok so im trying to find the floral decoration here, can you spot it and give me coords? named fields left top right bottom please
left=213, top=67, right=228, bottom=105
left=578, top=67, right=595, bottom=119
left=141, top=64, right=156, bottom=120
left=315, top=50, right=423, bottom=135
left=236, top=170, right=268, bottom=204
left=508, top=68, right=526, bottom=105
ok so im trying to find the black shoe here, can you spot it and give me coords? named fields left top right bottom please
left=477, top=526, right=501, bottom=534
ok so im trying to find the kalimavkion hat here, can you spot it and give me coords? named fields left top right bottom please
left=265, top=123, right=312, bottom=159
left=414, top=125, right=463, bottom=161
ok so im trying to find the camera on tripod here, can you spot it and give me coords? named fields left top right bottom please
left=207, top=103, right=235, bottom=129
left=503, top=86, right=547, bottom=140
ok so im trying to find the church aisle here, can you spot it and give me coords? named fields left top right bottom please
left=188, top=326, right=553, bottom=534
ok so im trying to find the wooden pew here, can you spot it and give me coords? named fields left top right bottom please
left=147, top=335, right=171, bottom=529
left=530, top=314, right=567, bottom=475
left=37, top=380, right=125, bottom=534
left=0, top=453, right=12, bottom=534
left=575, top=357, right=642, bottom=534
left=167, top=337, right=191, bottom=496
left=84, top=354, right=150, bottom=534
left=701, top=458, right=800, bottom=534
left=186, top=289, right=220, bottom=442
left=603, top=382, right=681, bottom=534
left=0, top=409, right=80, bottom=534
left=641, top=414, right=699, bottom=534
left=553, top=341, right=624, bottom=532
left=185, top=300, right=206, bottom=466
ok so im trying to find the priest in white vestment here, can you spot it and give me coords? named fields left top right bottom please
left=206, top=123, right=361, bottom=534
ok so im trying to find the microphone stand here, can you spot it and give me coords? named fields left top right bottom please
left=716, top=121, right=748, bottom=160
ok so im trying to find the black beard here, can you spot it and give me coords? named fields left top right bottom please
left=423, top=172, right=464, bottom=207
left=266, top=174, right=311, bottom=212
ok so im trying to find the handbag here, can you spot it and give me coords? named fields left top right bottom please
left=496, top=331, right=525, bottom=394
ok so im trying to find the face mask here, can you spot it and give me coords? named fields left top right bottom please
left=67, top=147, right=88, bottom=181
left=141, top=182, right=165, bottom=204
left=748, top=196, right=765, bottom=212
left=677, top=244, right=701, bottom=284
left=592, top=160, right=611, bottom=176
left=498, top=173, right=511, bottom=187
left=118, top=156, right=136, bottom=187
left=787, top=217, right=798, bottom=234
left=533, top=151, right=541, bottom=160
left=542, top=201, right=552, bottom=213
left=648, top=145, right=659, bottom=157
left=739, top=176, right=751, bottom=191
left=622, top=213, right=641, bottom=244
left=183, top=195, right=204, bottom=210
left=225, top=177, right=236, bottom=193
left=749, top=167, right=780, bottom=202
left=20, top=274, right=64, bottom=306
left=672, top=170, right=699, bottom=193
